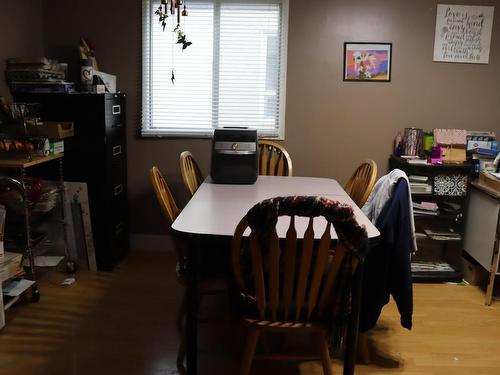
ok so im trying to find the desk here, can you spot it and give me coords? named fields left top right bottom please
left=172, top=176, right=380, bottom=374
left=464, top=181, right=500, bottom=305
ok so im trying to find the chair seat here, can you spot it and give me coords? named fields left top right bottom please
left=243, top=318, right=327, bottom=332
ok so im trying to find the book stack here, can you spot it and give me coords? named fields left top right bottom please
left=423, top=228, right=461, bottom=241
left=467, top=131, right=498, bottom=173
left=0, top=252, right=23, bottom=283
left=467, top=131, right=497, bottom=151
left=6, top=57, right=75, bottom=94
left=413, top=201, right=439, bottom=216
left=409, top=175, right=432, bottom=194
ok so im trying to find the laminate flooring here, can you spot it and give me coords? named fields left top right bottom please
left=1, top=250, right=499, bottom=375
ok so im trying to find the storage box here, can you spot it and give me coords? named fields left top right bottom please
left=462, top=256, right=487, bottom=286
left=433, top=173, right=468, bottom=196
left=49, top=140, right=64, bottom=155
left=479, top=171, right=500, bottom=193
left=27, top=121, right=74, bottom=139
left=467, top=140, right=493, bottom=151
left=0, top=252, right=23, bottom=283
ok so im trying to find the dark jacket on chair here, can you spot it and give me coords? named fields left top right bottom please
left=359, top=178, right=413, bottom=332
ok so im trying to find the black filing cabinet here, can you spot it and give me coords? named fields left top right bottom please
left=15, top=93, right=129, bottom=270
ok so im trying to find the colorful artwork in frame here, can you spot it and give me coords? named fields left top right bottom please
left=343, top=42, right=392, bottom=82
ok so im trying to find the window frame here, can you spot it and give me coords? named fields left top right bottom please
left=141, top=0, right=289, bottom=139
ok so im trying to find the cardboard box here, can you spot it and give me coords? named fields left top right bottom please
left=49, top=140, right=64, bottom=155
left=27, top=121, right=74, bottom=139
left=467, top=140, right=493, bottom=151
left=0, top=252, right=23, bottom=283
left=462, top=256, right=487, bottom=286
left=479, top=171, right=500, bottom=193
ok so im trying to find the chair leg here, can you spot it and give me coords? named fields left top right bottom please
left=318, top=333, right=333, bottom=375
left=357, top=331, right=371, bottom=364
left=176, top=291, right=187, bottom=330
left=241, top=328, right=260, bottom=375
left=177, top=331, right=187, bottom=371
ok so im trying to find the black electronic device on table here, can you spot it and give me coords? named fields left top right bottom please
left=211, top=128, right=258, bottom=184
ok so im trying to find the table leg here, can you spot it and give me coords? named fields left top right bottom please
left=486, top=211, right=500, bottom=305
left=344, top=261, right=363, bottom=375
left=186, top=243, right=199, bottom=375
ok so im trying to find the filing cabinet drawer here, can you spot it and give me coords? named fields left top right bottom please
left=105, top=140, right=127, bottom=175
left=105, top=96, right=125, bottom=138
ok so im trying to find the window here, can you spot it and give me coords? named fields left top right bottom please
left=142, top=0, right=289, bottom=138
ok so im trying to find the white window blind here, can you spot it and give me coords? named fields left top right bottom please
left=142, top=0, right=288, bottom=138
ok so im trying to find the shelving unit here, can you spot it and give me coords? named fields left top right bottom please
left=389, top=155, right=474, bottom=282
left=0, top=153, right=73, bottom=304
left=15, top=93, right=129, bottom=270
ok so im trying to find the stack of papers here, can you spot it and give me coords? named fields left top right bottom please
left=407, top=158, right=429, bottom=165
left=424, top=228, right=461, bottom=241
left=0, top=252, right=23, bottom=283
left=409, top=175, right=432, bottom=194
left=413, top=201, right=439, bottom=216
left=2, top=279, right=34, bottom=297
left=411, top=261, right=455, bottom=272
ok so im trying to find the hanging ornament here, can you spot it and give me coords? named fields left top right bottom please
left=154, top=0, right=191, bottom=49
left=154, top=0, right=191, bottom=84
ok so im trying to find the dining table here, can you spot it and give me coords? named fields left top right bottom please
left=172, top=175, right=380, bottom=375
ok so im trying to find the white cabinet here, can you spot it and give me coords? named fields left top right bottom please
left=464, top=182, right=500, bottom=305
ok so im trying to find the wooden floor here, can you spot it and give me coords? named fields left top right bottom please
left=1, top=250, right=499, bottom=375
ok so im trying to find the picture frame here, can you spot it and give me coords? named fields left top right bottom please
left=343, top=42, right=392, bottom=82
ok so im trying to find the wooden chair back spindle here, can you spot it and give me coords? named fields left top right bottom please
left=232, top=196, right=367, bottom=375
left=151, top=166, right=180, bottom=224
left=232, top=197, right=365, bottom=325
left=344, top=159, right=378, bottom=208
left=179, top=151, right=204, bottom=196
left=258, top=140, right=293, bottom=176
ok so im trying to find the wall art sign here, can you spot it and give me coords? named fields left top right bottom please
left=433, top=4, right=494, bottom=64
left=343, top=43, right=392, bottom=82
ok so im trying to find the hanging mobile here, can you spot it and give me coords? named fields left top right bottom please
left=155, top=0, right=191, bottom=84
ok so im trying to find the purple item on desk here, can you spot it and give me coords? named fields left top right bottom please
left=430, top=146, right=442, bottom=164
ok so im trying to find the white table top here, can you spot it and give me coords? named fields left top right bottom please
left=172, top=175, right=380, bottom=239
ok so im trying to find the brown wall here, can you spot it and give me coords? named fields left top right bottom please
left=39, top=0, right=500, bottom=237
left=0, top=0, right=44, bottom=99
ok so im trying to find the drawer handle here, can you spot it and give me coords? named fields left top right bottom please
left=111, top=122, right=122, bottom=129
left=113, top=145, right=122, bottom=156
left=115, top=222, right=125, bottom=234
left=114, top=184, right=123, bottom=196
left=112, top=105, right=121, bottom=115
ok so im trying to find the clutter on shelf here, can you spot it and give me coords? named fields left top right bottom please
left=79, top=38, right=116, bottom=93
left=5, top=57, right=75, bottom=94
left=393, top=127, right=498, bottom=174
left=0, top=178, right=58, bottom=223
left=0, top=98, right=71, bottom=160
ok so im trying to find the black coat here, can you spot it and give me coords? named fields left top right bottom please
left=359, top=178, right=413, bottom=332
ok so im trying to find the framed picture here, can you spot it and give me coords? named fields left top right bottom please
left=343, top=42, right=392, bottom=82
left=433, top=4, right=494, bottom=64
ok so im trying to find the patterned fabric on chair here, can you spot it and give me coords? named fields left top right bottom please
left=232, top=196, right=368, bottom=375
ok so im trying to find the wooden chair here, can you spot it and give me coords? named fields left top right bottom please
left=344, top=159, right=377, bottom=208
left=231, top=196, right=368, bottom=375
left=150, top=166, right=186, bottom=369
left=258, top=140, right=293, bottom=176
left=179, top=151, right=204, bottom=196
